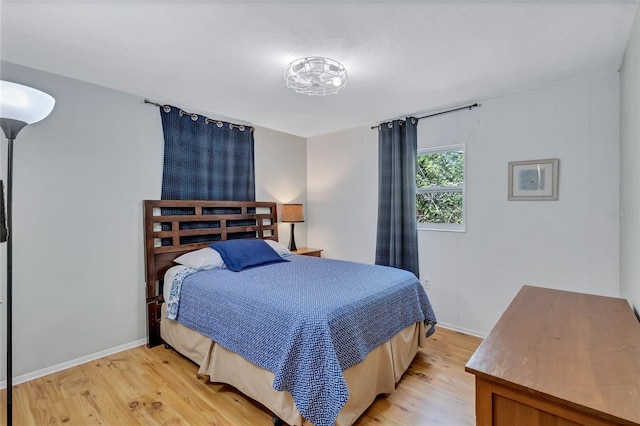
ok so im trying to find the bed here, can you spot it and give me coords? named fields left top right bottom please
left=143, top=200, right=436, bottom=426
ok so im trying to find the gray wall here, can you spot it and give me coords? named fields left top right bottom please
left=620, top=5, right=640, bottom=317
left=0, top=61, right=306, bottom=381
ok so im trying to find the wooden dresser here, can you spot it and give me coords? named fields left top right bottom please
left=465, top=285, right=640, bottom=425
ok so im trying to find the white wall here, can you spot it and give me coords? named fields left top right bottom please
left=308, top=73, right=620, bottom=336
left=307, top=127, right=378, bottom=263
left=620, top=4, right=640, bottom=317
left=254, top=125, right=307, bottom=247
left=0, top=61, right=306, bottom=381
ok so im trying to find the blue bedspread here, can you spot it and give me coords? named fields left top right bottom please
left=172, top=255, right=436, bottom=426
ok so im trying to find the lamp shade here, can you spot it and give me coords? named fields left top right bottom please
left=281, top=204, right=304, bottom=223
left=0, top=80, right=55, bottom=124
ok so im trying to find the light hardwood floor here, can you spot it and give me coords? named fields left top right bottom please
left=1, top=327, right=482, bottom=425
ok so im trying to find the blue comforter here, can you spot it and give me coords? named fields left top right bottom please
left=172, top=255, right=436, bottom=426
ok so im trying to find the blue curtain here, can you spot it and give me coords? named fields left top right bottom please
left=160, top=106, right=255, bottom=201
left=158, top=106, right=256, bottom=244
left=375, top=117, right=420, bottom=277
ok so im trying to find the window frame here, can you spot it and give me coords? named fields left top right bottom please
left=416, top=143, right=467, bottom=232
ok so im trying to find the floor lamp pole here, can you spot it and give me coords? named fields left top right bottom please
left=5, top=136, right=13, bottom=426
left=1, top=123, right=22, bottom=426
left=1, top=120, right=27, bottom=426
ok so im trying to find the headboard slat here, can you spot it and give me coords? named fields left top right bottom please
left=153, top=213, right=272, bottom=222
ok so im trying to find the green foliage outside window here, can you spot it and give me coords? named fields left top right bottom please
left=416, top=150, right=464, bottom=224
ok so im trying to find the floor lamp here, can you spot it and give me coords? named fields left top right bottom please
left=0, top=80, right=55, bottom=426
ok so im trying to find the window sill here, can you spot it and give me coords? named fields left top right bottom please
left=418, top=223, right=466, bottom=233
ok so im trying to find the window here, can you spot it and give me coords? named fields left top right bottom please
left=416, top=144, right=465, bottom=231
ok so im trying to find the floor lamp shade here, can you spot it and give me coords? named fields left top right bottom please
left=281, top=204, right=304, bottom=252
left=0, top=81, right=55, bottom=125
left=1, top=80, right=55, bottom=426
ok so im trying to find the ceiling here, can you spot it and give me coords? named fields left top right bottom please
left=0, top=1, right=637, bottom=138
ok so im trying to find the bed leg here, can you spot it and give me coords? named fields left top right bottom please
left=163, top=341, right=173, bottom=350
left=272, top=415, right=284, bottom=426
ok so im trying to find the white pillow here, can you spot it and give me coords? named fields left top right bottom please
left=174, top=247, right=225, bottom=270
left=264, top=239, right=292, bottom=257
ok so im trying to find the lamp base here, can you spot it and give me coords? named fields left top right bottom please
left=288, top=223, right=297, bottom=252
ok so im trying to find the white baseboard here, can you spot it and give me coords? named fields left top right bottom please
left=0, top=338, right=147, bottom=390
left=435, top=322, right=487, bottom=339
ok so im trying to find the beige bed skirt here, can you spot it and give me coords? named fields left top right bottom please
left=160, top=304, right=426, bottom=426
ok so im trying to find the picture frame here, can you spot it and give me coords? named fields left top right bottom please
left=508, top=158, right=559, bottom=201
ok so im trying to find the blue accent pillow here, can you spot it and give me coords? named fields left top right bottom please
left=210, top=239, right=288, bottom=272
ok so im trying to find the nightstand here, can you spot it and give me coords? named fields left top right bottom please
left=292, top=247, right=323, bottom=257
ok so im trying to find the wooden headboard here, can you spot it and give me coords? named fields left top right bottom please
left=143, top=200, right=279, bottom=347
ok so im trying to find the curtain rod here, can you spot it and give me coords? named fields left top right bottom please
left=371, top=102, right=479, bottom=130
left=144, top=99, right=254, bottom=132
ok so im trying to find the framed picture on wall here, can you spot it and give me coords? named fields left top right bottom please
left=508, top=158, right=559, bottom=201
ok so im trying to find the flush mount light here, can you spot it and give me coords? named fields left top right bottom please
left=284, top=57, right=348, bottom=96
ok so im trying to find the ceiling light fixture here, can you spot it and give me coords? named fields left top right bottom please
left=284, top=57, right=348, bottom=96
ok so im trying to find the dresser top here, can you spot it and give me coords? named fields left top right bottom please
left=465, top=285, right=640, bottom=424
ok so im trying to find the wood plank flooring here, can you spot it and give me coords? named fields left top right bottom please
left=0, top=327, right=482, bottom=425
